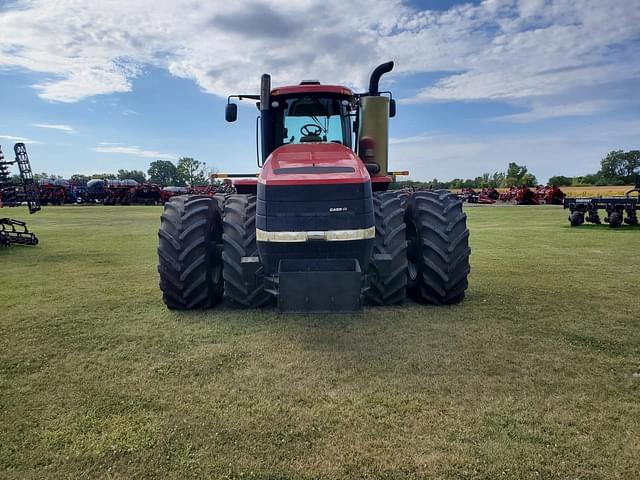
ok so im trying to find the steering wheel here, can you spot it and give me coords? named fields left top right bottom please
left=300, top=124, right=322, bottom=137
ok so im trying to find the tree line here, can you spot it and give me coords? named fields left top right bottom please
left=548, top=150, right=639, bottom=186
left=390, top=150, right=639, bottom=190
left=26, top=149, right=639, bottom=190
left=390, top=162, right=538, bottom=190
left=30, top=157, right=213, bottom=187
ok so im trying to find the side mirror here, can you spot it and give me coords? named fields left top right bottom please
left=225, top=103, right=238, bottom=122
left=389, top=99, right=396, bottom=118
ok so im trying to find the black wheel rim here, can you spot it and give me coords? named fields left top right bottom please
left=406, top=220, right=420, bottom=282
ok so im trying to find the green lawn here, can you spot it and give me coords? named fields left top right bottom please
left=1, top=205, right=639, bottom=479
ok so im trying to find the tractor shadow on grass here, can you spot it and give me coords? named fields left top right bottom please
left=174, top=296, right=468, bottom=380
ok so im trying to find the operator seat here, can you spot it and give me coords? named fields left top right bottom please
left=299, top=134, right=325, bottom=143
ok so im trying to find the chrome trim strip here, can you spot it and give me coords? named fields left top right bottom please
left=256, top=226, right=375, bottom=242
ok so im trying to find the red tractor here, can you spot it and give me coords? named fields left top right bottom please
left=157, top=62, right=471, bottom=312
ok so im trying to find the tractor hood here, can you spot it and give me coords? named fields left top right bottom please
left=259, top=143, right=370, bottom=186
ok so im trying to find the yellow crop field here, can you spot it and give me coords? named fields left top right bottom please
left=559, top=185, right=637, bottom=197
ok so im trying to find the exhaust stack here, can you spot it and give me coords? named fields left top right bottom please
left=368, top=61, right=394, bottom=96
left=259, top=74, right=273, bottom=165
left=358, top=61, right=394, bottom=176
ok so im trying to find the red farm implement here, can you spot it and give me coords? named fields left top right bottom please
left=459, top=187, right=497, bottom=204
left=535, top=185, right=566, bottom=205
left=40, top=179, right=164, bottom=205
left=160, top=181, right=236, bottom=204
left=499, top=185, right=566, bottom=205
left=38, top=179, right=68, bottom=205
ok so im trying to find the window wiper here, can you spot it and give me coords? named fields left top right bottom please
left=311, top=115, right=327, bottom=134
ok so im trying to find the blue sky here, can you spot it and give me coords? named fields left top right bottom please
left=0, top=0, right=638, bottom=182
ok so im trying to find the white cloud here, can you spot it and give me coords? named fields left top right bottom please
left=0, top=134, right=41, bottom=144
left=492, top=99, right=615, bottom=123
left=32, top=123, right=75, bottom=132
left=404, top=0, right=640, bottom=105
left=389, top=133, right=451, bottom=145
left=0, top=0, right=637, bottom=116
left=92, top=144, right=176, bottom=160
left=518, top=0, right=546, bottom=18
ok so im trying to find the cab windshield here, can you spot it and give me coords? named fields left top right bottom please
left=276, top=95, right=350, bottom=146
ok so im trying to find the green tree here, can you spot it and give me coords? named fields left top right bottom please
left=473, top=173, right=492, bottom=188
left=70, top=174, right=91, bottom=183
left=450, top=178, right=464, bottom=189
left=501, top=176, right=517, bottom=188
left=33, top=172, right=62, bottom=181
left=520, top=172, right=538, bottom=187
left=148, top=160, right=182, bottom=187
left=91, top=173, right=116, bottom=179
left=506, top=162, right=527, bottom=180
left=548, top=175, right=573, bottom=186
left=572, top=174, right=599, bottom=186
left=597, top=150, right=640, bottom=184
left=177, top=157, right=208, bottom=187
left=117, top=169, right=146, bottom=183
left=489, top=172, right=505, bottom=188
left=502, top=162, right=536, bottom=187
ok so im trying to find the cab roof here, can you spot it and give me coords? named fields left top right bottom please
left=270, top=84, right=354, bottom=97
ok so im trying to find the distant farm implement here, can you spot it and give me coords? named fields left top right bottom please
left=34, top=178, right=232, bottom=206
left=564, top=178, right=639, bottom=228
left=497, top=185, right=566, bottom=205
left=458, top=187, right=499, bottom=204
left=459, top=185, right=566, bottom=205
left=37, top=178, right=163, bottom=205
left=0, top=143, right=41, bottom=246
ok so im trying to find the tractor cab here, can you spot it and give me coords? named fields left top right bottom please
left=268, top=84, right=354, bottom=148
left=225, top=62, right=398, bottom=185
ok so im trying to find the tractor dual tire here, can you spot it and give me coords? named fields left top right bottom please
left=569, top=211, right=584, bottom=227
left=222, top=195, right=271, bottom=308
left=608, top=211, right=623, bottom=228
left=365, top=191, right=407, bottom=305
left=405, top=190, right=470, bottom=305
left=157, top=195, right=224, bottom=309
left=212, top=193, right=230, bottom=215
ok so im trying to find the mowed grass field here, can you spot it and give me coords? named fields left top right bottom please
left=1, top=205, right=639, bottom=479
